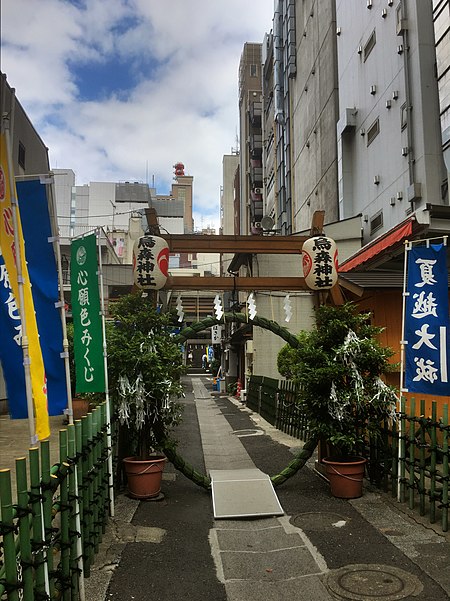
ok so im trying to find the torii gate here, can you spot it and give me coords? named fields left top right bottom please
left=154, top=211, right=345, bottom=304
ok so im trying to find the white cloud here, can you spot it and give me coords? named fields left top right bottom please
left=2, top=0, right=274, bottom=232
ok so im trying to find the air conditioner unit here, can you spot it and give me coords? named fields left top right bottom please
left=381, top=8, right=387, bottom=18
left=401, top=147, right=409, bottom=156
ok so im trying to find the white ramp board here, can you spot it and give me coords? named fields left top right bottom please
left=210, top=468, right=284, bottom=519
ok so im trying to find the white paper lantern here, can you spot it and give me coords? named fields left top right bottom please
left=302, top=236, right=338, bottom=290
left=133, top=235, right=169, bottom=290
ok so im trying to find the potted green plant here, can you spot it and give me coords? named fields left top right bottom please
left=107, top=292, right=185, bottom=498
left=277, top=302, right=398, bottom=498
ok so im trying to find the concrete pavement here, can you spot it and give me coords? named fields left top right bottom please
left=3, top=375, right=450, bottom=600
left=103, top=376, right=450, bottom=600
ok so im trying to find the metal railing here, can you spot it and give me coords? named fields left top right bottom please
left=0, top=403, right=113, bottom=600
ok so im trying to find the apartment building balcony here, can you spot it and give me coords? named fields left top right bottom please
left=250, top=199, right=263, bottom=221
left=250, top=165, right=263, bottom=188
left=249, top=133, right=262, bottom=152
left=249, top=101, right=262, bottom=127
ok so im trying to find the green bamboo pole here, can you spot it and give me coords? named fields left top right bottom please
left=100, top=402, right=109, bottom=534
left=409, top=399, right=416, bottom=510
left=0, top=469, right=20, bottom=601
left=81, top=415, right=91, bottom=576
left=72, top=421, right=86, bottom=601
left=430, top=402, right=437, bottom=523
left=91, top=407, right=101, bottom=555
left=442, top=405, right=449, bottom=533
left=59, top=428, right=71, bottom=601
left=391, top=412, right=398, bottom=498
left=29, top=446, right=50, bottom=598
left=419, top=399, right=426, bottom=516
left=399, top=398, right=406, bottom=503
left=15, top=458, right=34, bottom=601
left=85, top=412, right=95, bottom=574
left=40, top=439, right=55, bottom=598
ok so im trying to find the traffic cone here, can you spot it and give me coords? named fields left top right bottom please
left=236, top=378, right=242, bottom=399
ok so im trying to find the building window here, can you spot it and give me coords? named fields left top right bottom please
left=18, top=141, right=26, bottom=169
left=363, top=30, right=376, bottom=62
left=367, top=118, right=380, bottom=146
left=250, top=64, right=258, bottom=77
left=401, top=102, right=408, bottom=130
left=370, top=210, right=383, bottom=234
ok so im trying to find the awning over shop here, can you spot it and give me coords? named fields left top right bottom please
left=339, top=219, right=413, bottom=273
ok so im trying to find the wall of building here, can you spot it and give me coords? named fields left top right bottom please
left=1, top=73, right=50, bottom=178
left=291, top=0, right=339, bottom=232
left=53, top=170, right=75, bottom=237
left=239, top=43, right=263, bottom=235
left=221, top=154, right=239, bottom=235
left=434, top=0, right=450, bottom=182
left=250, top=254, right=316, bottom=379
left=336, top=0, right=444, bottom=241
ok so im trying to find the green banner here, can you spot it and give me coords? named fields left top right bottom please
left=70, top=234, right=105, bottom=393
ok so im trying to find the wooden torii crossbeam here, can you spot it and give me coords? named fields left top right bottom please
left=163, top=234, right=307, bottom=254
left=161, top=211, right=345, bottom=303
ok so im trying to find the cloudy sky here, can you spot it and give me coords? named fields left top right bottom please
left=2, top=0, right=274, bottom=231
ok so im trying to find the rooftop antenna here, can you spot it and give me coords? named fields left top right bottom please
left=231, top=128, right=240, bottom=155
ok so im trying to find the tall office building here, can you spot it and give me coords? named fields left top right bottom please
left=238, top=43, right=264, bottom=235
left=153, top=162, right=194, bottom=235
left=262, top=1, right=297, bottom=235
left=336, top=0, right=444, bottom=242
left=434, top=0, right=450, bottom=176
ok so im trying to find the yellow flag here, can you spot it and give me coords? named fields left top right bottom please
left=0, top=133, right=50, bottom=440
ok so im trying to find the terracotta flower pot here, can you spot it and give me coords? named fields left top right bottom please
left=123, top=455, right=166, bottom=499
left=72, top=398, right=91, bottom=420
left=322, top=457, right=367, bottom=499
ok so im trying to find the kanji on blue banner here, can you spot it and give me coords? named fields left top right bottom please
left=405, top=243, right=450, bottom=396
left=15, top=179, right=67, bottom=416
left=0, top=249, right=28, bottom=417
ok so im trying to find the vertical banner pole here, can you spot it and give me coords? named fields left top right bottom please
left=97, top=228, right=115, bottom=517
left=398, top=240, right=410, bottom=501
left=46, top=180, right=74, bottom=424
left=2, top=117, right=37, bottom=444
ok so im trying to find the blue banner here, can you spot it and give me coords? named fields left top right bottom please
left=0, top=249, right=28, bottom=417
left=405, top=243, right=450, bottom=396
left=15, top=179, right=67, bottom=415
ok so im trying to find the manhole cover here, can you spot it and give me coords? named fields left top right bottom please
left=232, top=428, right=264, bottom=437
left=325, top=564, right=423, bottom=600
left=291, top=512, right=351, bottom=531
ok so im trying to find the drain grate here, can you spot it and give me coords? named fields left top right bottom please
left=325, top=564, right=423, bottom=600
